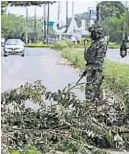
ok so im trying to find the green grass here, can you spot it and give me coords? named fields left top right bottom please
left=58, top=47, right=129, bottom=97
left=108, top=42, right=119, bottom=49
left=104, top=60, right=129, bottom=96
left=53, top=40, right=121, bottom=50
left=53, top=40, right=72, bottom=50
left=53, top=39, right=90, bottom=50
left=60, top=47, right=85, bottom=69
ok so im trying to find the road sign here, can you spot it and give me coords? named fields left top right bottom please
left=53, top=20, right=66, bottom=34
left=89, top=9, right=97, bottom=20
left=47, top=21, right=54, bottom=27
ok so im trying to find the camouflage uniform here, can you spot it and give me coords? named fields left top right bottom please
left=84, top=24, right=107, bottom=101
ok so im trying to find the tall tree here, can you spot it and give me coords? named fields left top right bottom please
left=97, top=1, right=125, bottom=20
left=1, top=1, right=8, bottom=15
left=5, top=1, right=56, bottom=43
left=6, top=1, right=55, bottom=7
left=1, top=14, right=25, bottom=39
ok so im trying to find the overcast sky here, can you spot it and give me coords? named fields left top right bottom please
left=7, top=1, right=97, bottom=21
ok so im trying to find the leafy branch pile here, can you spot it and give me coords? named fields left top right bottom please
left=1, top=81, right=129, bottom=154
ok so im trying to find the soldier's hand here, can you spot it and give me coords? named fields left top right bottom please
left=80, top=70, right=87, bottom=77
left=82, top=70, right=87, bottom=76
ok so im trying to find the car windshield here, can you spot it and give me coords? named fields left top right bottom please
left=5, top=39, right=23, bottom=45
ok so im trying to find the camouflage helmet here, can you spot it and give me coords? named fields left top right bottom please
left=88, top=24, right=103, bottom=35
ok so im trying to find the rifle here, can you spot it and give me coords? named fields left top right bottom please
left=75, top=70, right=87, bottom=85
left=75, top=39, right=89, bottom=85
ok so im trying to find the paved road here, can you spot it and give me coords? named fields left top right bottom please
left=107, top=48, right=129, bottom=64
left=77, top=48, right=129, bottom=64
left=1, top=47, right=85, bottom=109
left=1, top=47, right=84, bottom=96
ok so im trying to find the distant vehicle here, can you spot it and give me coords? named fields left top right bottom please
left=1, top=38, right=5, bottom=47
left=3, top=39, right=25, bottom=57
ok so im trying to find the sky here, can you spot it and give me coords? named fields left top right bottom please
left=6, top=1, right=97, bottom=21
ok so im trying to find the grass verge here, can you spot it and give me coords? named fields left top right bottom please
left=53, top=40, right=121, bottom=49
left=108, top=42, right=119, bottom=49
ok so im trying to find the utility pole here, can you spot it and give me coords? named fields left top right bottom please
left=42, top=4, right=44, bottom=42
left=96, top=4, right=101, bottom=23
left=47, top=2, right=50, bottom=43
left=43, top=4, right=46, bottom=43
left=66, top=1, right=68, bottom=32
left=25, top=6, right=28, bottom=43
left=58, top=1, right=60, bottom=21
left=57, top=1, right=61, bottom=40
left=34, top=5, right=37, bottom=43
left=72, top=1, right=74, bottom=18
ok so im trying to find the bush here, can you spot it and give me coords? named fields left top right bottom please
left=53, top=40, right=69, bottom=50
left=53, top=39, right=91, bottom=50
left=2, top=81, right=129, bottom=154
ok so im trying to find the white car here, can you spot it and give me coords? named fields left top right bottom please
left=3, top=39, right=25, bottom=57
left=1, top=38, right=5, bottom=47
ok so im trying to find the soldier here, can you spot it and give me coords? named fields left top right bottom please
left=84, top=24, right=107, bottom=102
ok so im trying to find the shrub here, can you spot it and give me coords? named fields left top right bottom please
left=53, top=39, right=91, bottom=50
left=2, top=81, right=129, bottom=154
left=53, top=40, right=69, bottom=50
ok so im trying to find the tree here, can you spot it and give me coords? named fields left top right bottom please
left=1, top=14, right=25, bottom=40
left=100, top=14, right=125, bottom=43
left=1, top=1, right=8, bottom=15
left=5, top=1, right=56, bottom=43
left=1, top=14, right=44, bottom=42
left=98, top=1, right=129, bottom=43
left=97, top=1, right=125, bottom=20
left=67, top=12, right=89, bottom=30
left=6, top=1, right=55, bottom=7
